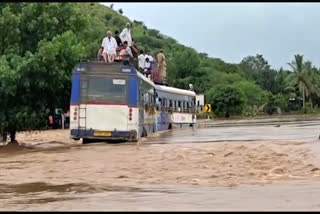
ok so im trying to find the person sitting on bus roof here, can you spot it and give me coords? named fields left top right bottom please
left=121, top=41, right=133, bottom=58
left=120, top=23, right=132, bottom=47
left=101, top=31, right=118, bottom=63
left=97, top=47, right=104, bottom=61
left=115, top=43, right=124, bottom=62
left=114, top=30, right=122, bottom=47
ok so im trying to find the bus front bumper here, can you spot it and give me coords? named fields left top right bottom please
left=70, top=129, right=137, bottom=140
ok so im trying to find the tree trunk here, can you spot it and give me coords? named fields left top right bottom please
left=302, top=89, right=305, bottom=109
left=309, top=96, right=313, bottom=108
left=2, top=131, right=7, bottom=142
left=10, top=130, right=16, bottom=143
left=225, top=111, right=230, bottom=118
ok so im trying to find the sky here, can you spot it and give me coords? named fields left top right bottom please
left=102, top=3, right=320, bottom=69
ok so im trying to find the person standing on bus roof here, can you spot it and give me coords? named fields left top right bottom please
left=101, top=31, right=118, bottom=63
left=130, top=38, right=139, bottom=58
left=145, top=51, right=153, bottom=63
left=138, top=50, right=145, bottom=73
left=120, top=23, right=132, bottom=47
left=114, top=30, right=122, bottom=46
left=157, top=49, right=167, bottom=80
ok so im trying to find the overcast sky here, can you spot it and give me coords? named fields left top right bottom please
left=102, top=3, right=320, bottom=69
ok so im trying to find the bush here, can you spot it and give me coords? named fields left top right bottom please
left=232, top=81, right=269, bottom=107
left=304, top=102, right=313, bottom=113
left=207, top=85, right=245, bottom=118
left=264, top=93, right=288, bottom=115
left=111, top=17, right=126, bottom=27
left=104, top=13, right=112, bottom=22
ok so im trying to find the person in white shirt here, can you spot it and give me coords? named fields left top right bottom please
left=138, top=50, right=145, bottom=73
left=101, top=31, right=118, bottom=63
left=145, top=51, right=154, bottom=72
left=146, top=51, right=154, bottom=62
left=119, top=23, right=132, bottom=47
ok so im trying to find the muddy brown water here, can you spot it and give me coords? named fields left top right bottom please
left=1, top=119, right=320, bottom=211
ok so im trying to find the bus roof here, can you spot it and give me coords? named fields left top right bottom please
left=73, top=61, right=196, bottom=97
left=136, top=70, right=156, bottom=87
left=154, top=84, right=196, bottom=97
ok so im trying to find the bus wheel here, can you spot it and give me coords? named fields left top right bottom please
left=72, top=137, right=80, bottom=141
left=168, top=124, right=172, bottom=130
left=82, top=138, right=92, bottom=144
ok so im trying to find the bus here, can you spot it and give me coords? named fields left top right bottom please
left=154, top=84, right=196, bottom=131
left=69, top=60, right=196, bottom=143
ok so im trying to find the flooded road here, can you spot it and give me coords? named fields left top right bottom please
left=2, top=182, right=320, bottom=211
left=1, top=118, right=320, bottom=211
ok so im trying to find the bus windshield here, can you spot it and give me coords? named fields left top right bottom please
left=81, top=75, right=128, bottom=104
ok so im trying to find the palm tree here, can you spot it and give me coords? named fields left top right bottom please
left=286, top=55, right=320, bottom=109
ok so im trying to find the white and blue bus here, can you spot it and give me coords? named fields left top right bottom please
left=69, top=61, right=196, bottom=143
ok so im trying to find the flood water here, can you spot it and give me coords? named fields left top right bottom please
left=1, top=118, right=320, bottom=211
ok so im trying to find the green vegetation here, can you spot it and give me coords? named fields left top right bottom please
left=1, top=3, right=320, bottom=142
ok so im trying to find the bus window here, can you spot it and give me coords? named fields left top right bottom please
left=82, top=76, right=127, bottom=104
left=162, top=98, right=166, bottom=107
left=144, top=92, right=148, bottom=104
left=139, top=90, right=144, bottom=104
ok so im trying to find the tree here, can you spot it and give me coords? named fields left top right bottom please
left=286, top=55, right=320, bottom=109
left=239, top=54, right=277, bottom=93
left=207, top=85, right=245, bottom=118
left=273, top=67, right=290, bottom=94
left=118, top=8, right=123, bottom=15
left=168, top=49, right=201, bottom=89
left=110, top=4, right=114, bottom=9
left=233, top=81, right=269, bottom=108
left=0, top=3, right=89, bottom=143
